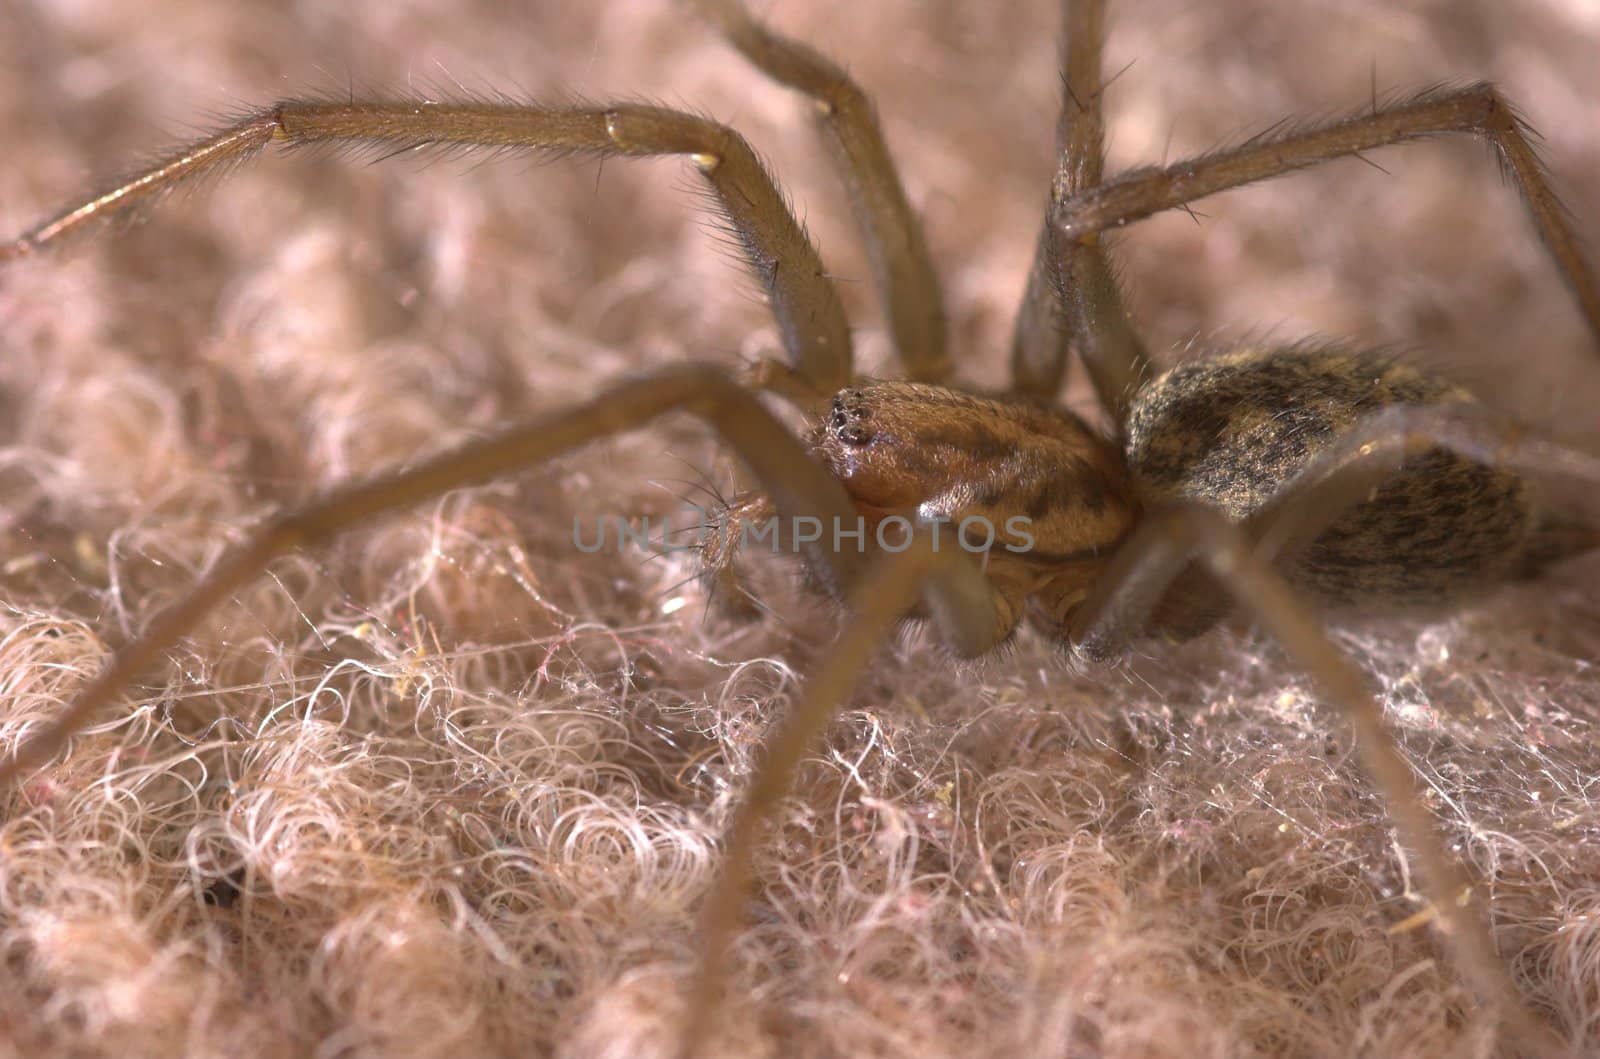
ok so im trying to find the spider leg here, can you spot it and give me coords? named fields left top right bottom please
left=1067, top=503, right=1567, bottom=1054
left=0, top=364, right=1004, bottom=786
left=694, top=0, right=948, bottom=385
left=679, top=533, right=963, bottom=1056
left=1012, top=0, right=1154, bottom=422
left=1054, top=82, right=1600, bottom=353
left=1, top=99, right=854, bottom=396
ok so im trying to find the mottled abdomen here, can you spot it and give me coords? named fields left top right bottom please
left=1124, top=346, right=1533, bottom=607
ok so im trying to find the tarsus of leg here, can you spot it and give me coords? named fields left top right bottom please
left=1054, top=82, right=1600, bottom=356
left=1, top=98, right=854, bottom=395
left=1069, top=504, right=1568, bottom=1054
left=1011, top=0, right=1153, bottom=418
left=0, top=365, right=1002, bottom=788
left=677, top=534, right=958, bottom=1058
left=693, top=0, right=949, bottom=385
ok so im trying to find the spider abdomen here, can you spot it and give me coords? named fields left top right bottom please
left=1124, top=346, right=1533, bottom=607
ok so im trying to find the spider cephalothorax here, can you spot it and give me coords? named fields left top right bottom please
left=707, top=381, right=1139, bottom=638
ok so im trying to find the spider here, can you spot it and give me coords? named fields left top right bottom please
left=3, top=0, right=1600, bottom=1054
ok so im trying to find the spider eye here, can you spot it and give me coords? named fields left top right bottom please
left=829, top=389, right=873, bottom=447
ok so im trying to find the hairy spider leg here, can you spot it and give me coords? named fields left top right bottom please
left=1011, top=0, right=1154, bottom=416
left=0, top=100, right=855, bottom=396
left=695, top=0, right=949, bottom=385
left=0, top=364, right=1007, bottom=788
left=1053, top=82, right=1600, bottom=354
left=678, top=534, right=962, bottom=1058
left=1067, top=502, right=1571, bottom=1054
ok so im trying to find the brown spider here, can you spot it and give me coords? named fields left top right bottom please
left=3, top=0, right=1600, bottom=1054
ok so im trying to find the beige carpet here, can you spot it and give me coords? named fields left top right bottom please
left=2, top=1, right=1598, bottom=1055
